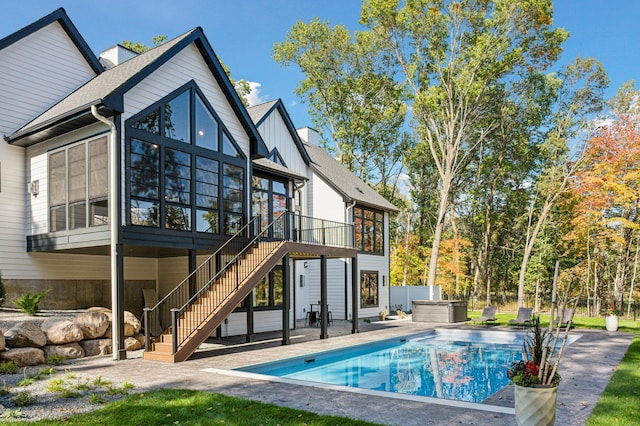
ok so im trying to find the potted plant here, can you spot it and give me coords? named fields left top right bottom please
left=508, top=313, right=571, bottom=426
left=601, top=304, right=623, bottom=332
left=378, top=309, right=388, bottom=321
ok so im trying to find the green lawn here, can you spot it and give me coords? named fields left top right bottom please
left=22, top=313, right=639, bottom=425
left=32, top=389, right=382, bottom=426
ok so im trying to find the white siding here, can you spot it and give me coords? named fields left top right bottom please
left=298, top=258, right=348, bottom=320
left=123, top=44, right=250, bottom=158
left=0, top=20, right=97, bottom=280
left=256, top=112, right=307, bottom=176
left=357, top=253, right=391, bottom=319
left=308, top=173, right=344, bottom=223
left=0, top=22, right=96, bottom=136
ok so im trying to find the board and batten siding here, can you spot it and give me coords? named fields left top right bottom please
left=307, top=172, right=345, bottom=223
left=255, top=111, right=307, bottom=176
left=299, top=258, right=348, bottom=320
left=123, top=44, right=250, bottom=158
left=0, top=22, right=96, bottom=136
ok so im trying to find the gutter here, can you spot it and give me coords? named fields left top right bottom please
left=91, top=105, right=123, bottom=361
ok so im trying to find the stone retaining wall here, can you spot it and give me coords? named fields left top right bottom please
left=0, top=307, right=144, bottom=367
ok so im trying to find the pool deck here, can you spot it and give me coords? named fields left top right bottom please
left=61, top=317, right=633, bottom=426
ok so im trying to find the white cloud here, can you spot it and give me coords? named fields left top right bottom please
left=244, top=81, right=267, bottom=107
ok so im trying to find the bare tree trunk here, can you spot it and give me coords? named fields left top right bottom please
left=426, top=179, right=451, bottom=287
left=628, top=232, right=640, bottom=317
left=450, top=203, right=461, bottom=295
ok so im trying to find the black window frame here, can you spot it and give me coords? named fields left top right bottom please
left=125, top=80, right=246, bottom=236
left=353, top=206, right=385, bottom=255
left=360, top=270, right=379, bottom=308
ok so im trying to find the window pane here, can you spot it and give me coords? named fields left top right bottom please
left=68, top=145, right=86, bottom=204
left=361, top=272, right=379, bottom=308
left=196, top=156, right=218, bottom=210
left=195, top=94, right=218, bottom=151
left=90, top=199, right=109, bottom=226
left=196, top=209, right=218, bottom=233
left=88, top=137, right=108, bottom=199
left=165, top=204, right=191, bottom=230
left=69, top=202, right=86, bottom=229
left=375, top=215, right=384, bottom=253
left=223, top=164, right=243, bottom=214
left=252, top=177, right=269, bottom=190
left=165, top=148, right=191, bottom=204
left=50, top=205, right=66, bottom=232
left=131, top=199, right=159, bottom=227
left=130, top=140, right=159, bottom=199
left=354, top=208, right=363, bottom=251
left=132, top=108, right=160, bottom=134
left=222, top=132, right=241, bottom=158
left=49, top=151, right=66, bottom=206
left=223, top=164, right=243, bottom=189
left=272, top=181, right=286, bottom=195
left=252, top=191, right=269, bottom=230
left=254, top=276, right=269, bottom=307
left=273, top=268, right=283, bottom=306
left=224, top=214, right=242, bottom=235
left=164, top=91, right=190, bottom=143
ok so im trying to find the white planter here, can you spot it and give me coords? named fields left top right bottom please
left=605, top=315, right=619, bottom=331
left=514, top=384, right=557, bottom=426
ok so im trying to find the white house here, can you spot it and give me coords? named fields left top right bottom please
left=0, top=9, right=398, bottom=362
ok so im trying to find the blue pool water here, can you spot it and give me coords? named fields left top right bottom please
left=239, top=330, right=537, bottom=403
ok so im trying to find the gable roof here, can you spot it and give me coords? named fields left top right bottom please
left=303, top=141, right=399, bottom=213
left=0, top=8, right=102, bottom=74
left=6, top=25, right=269, bottom=158
left=247, top=99, right=311, bottom=164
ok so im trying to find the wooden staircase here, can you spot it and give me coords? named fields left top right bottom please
left=143, top=239, right=288, bottom=363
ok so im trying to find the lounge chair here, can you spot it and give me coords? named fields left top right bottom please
left=553, top=308, right=574, bottom=327
left=509, top=307, right=533, bottom=327
left=473, top=306, right=497, bottom=326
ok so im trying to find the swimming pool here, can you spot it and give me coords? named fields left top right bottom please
left=236, top=329, right=575, bottom=404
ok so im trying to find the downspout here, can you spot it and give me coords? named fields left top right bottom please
left=345, top=199, right=357, bottom=320
left=91, top=105, right=122, bottom=361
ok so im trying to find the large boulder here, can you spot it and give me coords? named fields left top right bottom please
left=44, top=343, right=85, bottom=360
left=103, top=311, right=142, bottom=338
left=0, top=330, right=5, bottom=351
left=124, top=336, right=142, bottom=351
left=0, top=347, right=45, bottom=366
left=41, top=319, right=84, bottom=344
left=4, top=322, right=46, bottom=348
left=79, top=339, right=112, bottom=357
left=133, top=333, right=146, bottom=348
left=73, top=311, right=109, bottom=339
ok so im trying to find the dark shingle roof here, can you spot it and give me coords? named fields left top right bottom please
left=247, top=100, right=278, bottom=124
left=303, top=141, right=399, bottom=213
left=252, top=158, right=307, bottom=181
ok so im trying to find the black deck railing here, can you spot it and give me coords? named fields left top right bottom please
left=144, top=212, right=354, bottom=354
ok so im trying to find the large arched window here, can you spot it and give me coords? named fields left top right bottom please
left=126, top=81, right=245, bottom=235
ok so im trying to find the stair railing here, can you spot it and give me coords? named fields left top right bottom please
left=170, top=213, right=289, bottom=353
left=144, top=211, right=355, bottom=354
left=143, top=215, right=259, bottom=350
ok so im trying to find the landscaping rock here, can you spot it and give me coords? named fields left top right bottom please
left=0, top=330, right=5, bottom=351
left=0, top=347, right=45, bottom=366
left=133, top=333, right=145, bottom=347
left=41, top=319, right=84, bottom=344
left=79, top=338, right=112, bottom=356
left=73, top=311, right=109, bottom=339
left=124, top=336, right=141, bottom=351
left=103, top=310, right=142, bottom=338
left=4, top=321, right=46, bottom=348
left=44, top=343, right=85, bottom=360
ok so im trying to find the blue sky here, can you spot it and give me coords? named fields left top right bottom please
left=3, top=1, right=639, bottom=128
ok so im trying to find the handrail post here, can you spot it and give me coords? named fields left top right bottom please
left=143, top=308, right=150, bottom=351
left=171, top=308, right=179, bottom=354
left=285, top=212, right=291, bottom=241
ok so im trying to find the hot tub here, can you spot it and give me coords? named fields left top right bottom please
left=411, top=300, right=468, bottom=323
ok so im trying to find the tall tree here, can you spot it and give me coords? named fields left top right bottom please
left=361, top=0, right=568, bottom=287
left=273, top=19, right=409, bottom=197
left=516, top=57, right=608, bottom=306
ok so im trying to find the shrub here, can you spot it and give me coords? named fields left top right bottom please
left=11, top=391, right=36, bottom=406
left=0, top=361, right=20, bottom=375
left=0, top=272, right=6, bottom=307
left=15, top=289, right=51, bottom=315
left=46, top=354, right=66, bottom=366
